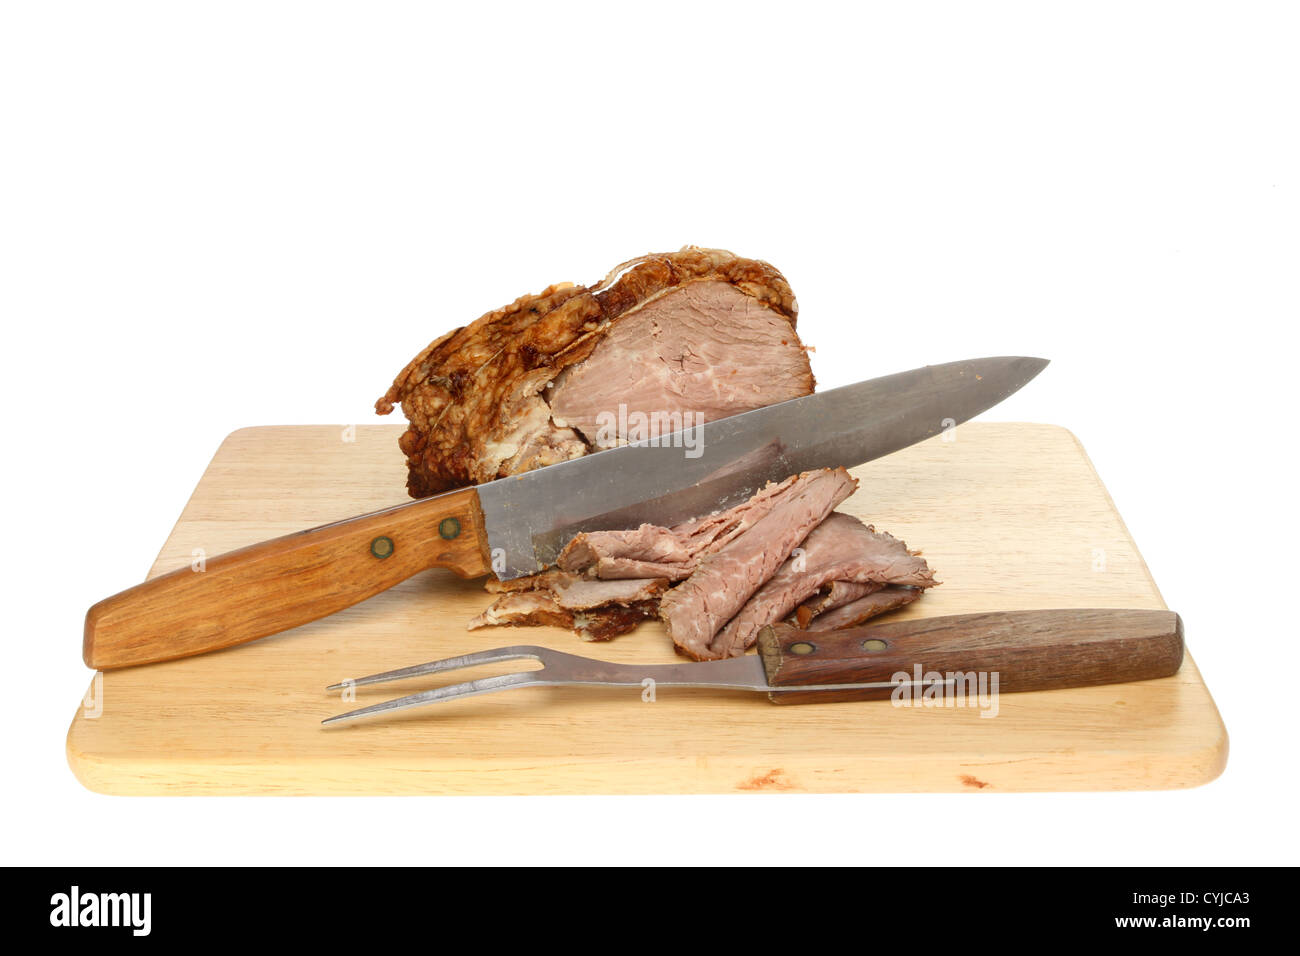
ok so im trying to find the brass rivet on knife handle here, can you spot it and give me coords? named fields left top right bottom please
left=82, top=486, right=494, bottom=670
left=760, top=609, right=1185, bottom=705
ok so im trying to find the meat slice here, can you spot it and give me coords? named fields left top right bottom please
left=806, top=586, right=924, bottom=631
left=468, top=591, right=572, bottom=631
left=469, top=582, right=664, bottom=642
left=555, top=472, right=803, bottom=581
left=572, top=604, right=661, bottom=641
left=669, top=473, right=804, bottom=559
left=547, top=575, right=669, bottom=611
left=708, top=513, right=938, bottom=658
left=376, top=247, right=811, bottom=497
left=481, top=569, right=667, bottom=609
left=471, top=570, right=667, bottom=642
left=484, top=569, right=570, bottom=594
left=585, top=558, right=696, bottom=582
left=658, top=468, right=858, bottom=660
left=556, top=525, right=693, bottom=576
left=794, top=580, right=883, bottom=628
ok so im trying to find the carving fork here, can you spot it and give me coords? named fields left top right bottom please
left=323, top=609, right=1184, bottom=725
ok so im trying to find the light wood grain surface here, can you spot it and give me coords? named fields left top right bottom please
left=65, top=423, right=1228, bottom=794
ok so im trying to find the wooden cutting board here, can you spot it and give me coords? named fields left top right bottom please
left=66, top=423, right=1228, bottom=794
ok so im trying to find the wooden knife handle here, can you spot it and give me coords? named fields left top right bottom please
left=757, top=608, right=1183, bottom=704
left=84, top=487, right=492, bottom=669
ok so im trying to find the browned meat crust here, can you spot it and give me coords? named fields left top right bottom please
left=376, top=247, right=808, bottom=497
left=467, top=591, right=572, bottom=631
left=573, top=603, right=660, bottom=642
left=470, top=571, right=668, bottom=642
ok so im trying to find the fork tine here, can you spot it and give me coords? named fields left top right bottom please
left=322, top=671, right=544, bottom=726
left=325, top=645, right=547, bottom=691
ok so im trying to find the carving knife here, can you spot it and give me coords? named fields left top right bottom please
left=84, top=356, right=1048, bottom=669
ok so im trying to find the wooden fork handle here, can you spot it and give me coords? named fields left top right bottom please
left=83, top=487, right=492, bottom=669
left=758, top=608, right=1184, bottom=703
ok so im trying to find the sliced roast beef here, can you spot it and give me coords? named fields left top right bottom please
left=572, top=604, right=661, bottom=641
left=658, top=468, right=858, bottom=660
left=794, top=580, right=883, bottom=628
left=547, top=575, right=669, bottom=611
left=555, top=472, right=803, bottom=581
left=584, top=557, right=697, bottom=582
left=556, top=525, right=693, bottom=576
left=469, top=577, right=665, bottom=642
left=806, top=586, right=924, bottom=631
left=468, top=591, right=572, bottom=631
left=669, top=472, right=803, bottom=559
left=467, top=467, right=939, bottom=652
left=708, top=513, right=938, bottom=658
left=483, top=569, right=569, bottom=594
left=376, top=247, right=812, bottom=497
left=481, top=569, right=667, bottom=610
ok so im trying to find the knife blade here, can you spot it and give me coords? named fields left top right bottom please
left=83, top=356, right=1047, bottom=669
left=484, top=355, right=1049, bottom=577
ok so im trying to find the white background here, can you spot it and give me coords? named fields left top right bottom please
left=2, top=1, right=1296, bottom=865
